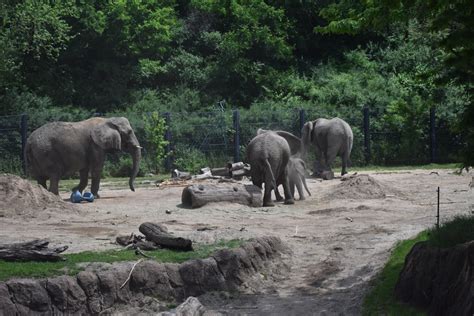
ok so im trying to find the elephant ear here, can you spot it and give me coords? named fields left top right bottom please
left=257, top=128, right=267, bottom=135
left=301, top=122, right=314, bottom=155
left=91, top=122, right=121, bottom=150
left=274, top=131, right=302, bottom=156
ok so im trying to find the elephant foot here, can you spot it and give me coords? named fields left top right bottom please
left=275, top=196, right=284, bottom=202
left=263, top=201, right=275, bottom=207
left=299, top=196, right=306, bottom=201
left=341, top=170, right=348, bottom=176
left=284, top=199, right=295, bottom=205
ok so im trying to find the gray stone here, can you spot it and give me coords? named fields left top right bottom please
left=130, top=261, right=174, bottom=300
left=0, top=283, right=17, bottom=316
left=6, top=279, right=51, bottom=314
left=179, top=258, right=227, bottom=297
left=44, top=275, right=87, bottom=313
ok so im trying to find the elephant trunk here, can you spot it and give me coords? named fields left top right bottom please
left=301, top=121, right=313, bottom=158
left=129, top=146, right=141, bottom=192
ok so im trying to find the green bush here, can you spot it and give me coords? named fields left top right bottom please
left=143, top=112, right=169, bottom=173
left=0, top=156, right=23, bottom=175
left=103, top=155, right=146, bottom=178
left=173, top=145, right=207, bottom=174
left=427, top=214, right=474, bottom=248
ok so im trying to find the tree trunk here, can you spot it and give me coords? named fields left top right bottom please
left=181, top=183, right=262, bottom=208
left=0, top=239, right=67, bottom=262
left=139, top=222, right=193, bottom=251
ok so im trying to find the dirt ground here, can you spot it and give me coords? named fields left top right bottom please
left=0, top=169, right=472, bottom=315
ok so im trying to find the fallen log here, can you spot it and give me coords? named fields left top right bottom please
left=0, top=239, right=67, bottom=262
left=139, top=222, right=193, bottom=251
left=210, top=167, right=230, bottom=177
left=227, top=162, right=246, bottom=171
left=181, top=183, right=262, bottom=208
left=172, top=169, right=192, bottom=180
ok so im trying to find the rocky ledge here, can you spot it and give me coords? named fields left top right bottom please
left=395, top=240, right=474, bottom=315
left=0, top=236, right=287, bottom=315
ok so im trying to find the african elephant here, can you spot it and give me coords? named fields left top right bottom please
left=246, top=131, right=295, bottom=207
left=275, top=157, right=311, bottom=201
left=301, top=117, right=353, bottom=176
left=287, top=157, right=311, bottom=200
left=25, top=117, right=141, bottom=196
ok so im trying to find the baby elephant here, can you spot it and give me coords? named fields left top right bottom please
left=276, top=157, right=311, bottom=201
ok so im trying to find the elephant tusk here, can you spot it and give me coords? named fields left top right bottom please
left=136, top=145, right=143, bottom=149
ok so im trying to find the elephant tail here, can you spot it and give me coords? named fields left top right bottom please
left=303, top=177, right=311, bottom=196
left=264, top=158, right=276, bottom=191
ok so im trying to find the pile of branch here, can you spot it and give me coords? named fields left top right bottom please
left=116, top=222, right=193, bottom=252
left=0, top=239, right=68, bottom=262
left=158, top=162, right=251, bottom=188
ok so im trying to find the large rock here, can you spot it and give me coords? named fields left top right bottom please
left=6, top=279, right=51, bottom=314
left=395, top=240, right=474, bottom=315
left=44, top=275, right=87, bottom=314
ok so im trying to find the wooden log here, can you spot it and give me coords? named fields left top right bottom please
left=139, top=222, right=193, bottom=251
left=210, top=167, right=230, bottom=177
left=0, top=239, right=67, bottom=262
left=181, top=183, right=262, bottom=208
left=172, top=169, right=192, bottom=180
left=227, top=162, right=246, bottom=171
left=230, top=168, right=250, bottom=180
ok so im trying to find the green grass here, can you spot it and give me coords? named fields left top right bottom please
left=363, top=214, right=474, bottom=315
left=426, top=214, right=474, bottom=248
left=362, top=232, right=429, bottom=316
left=0, top=239, right=243, bottom=281
left=351, top=163, right=461, bottom=173
left=57, top=174, right=169, bottom=192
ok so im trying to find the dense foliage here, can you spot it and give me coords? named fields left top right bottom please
left=0, top=0, right=471, bottom=167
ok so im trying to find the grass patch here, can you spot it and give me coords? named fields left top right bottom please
left=426, top=214, right=474, bottom=248
left=352, top=163, right=461, bottom=173
left=362, top=231, right=429, bottom=316
left=56, top=174, right=169, bottom=192
left=0, top=239, right=243, bottom=281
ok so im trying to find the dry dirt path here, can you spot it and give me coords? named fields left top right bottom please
left=0, top=169, right=472, bottom=315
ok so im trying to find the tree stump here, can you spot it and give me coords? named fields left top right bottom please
left=181, top=183, right=262, bottom=208
left=0, top=239, right=67, bottom=262
left=139, top=222, right=193, bottom=251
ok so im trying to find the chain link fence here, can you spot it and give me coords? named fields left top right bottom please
left=0, top=107, right=463, bottom=176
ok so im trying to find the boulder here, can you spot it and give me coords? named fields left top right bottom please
left=395, top=240, right=474, bottom=315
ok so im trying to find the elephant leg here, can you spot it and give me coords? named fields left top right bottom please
left=90, top=168, right=102, bottom=198
left=274, top=187, right=284, bottom=201
left=325, top=148, right=338, bottom=173
left=295, top=179, right=305, bottom=200
left=263, top=184, right=274, bottom=207
left=37, top=177, right=47, bottom=190
left=341, top=151, right=349, bottom=176
left=72, top=168, right=89, bottom=193
left=281, top=170, right=294, bottom=205
left=49, top=174, right=60, bottom=195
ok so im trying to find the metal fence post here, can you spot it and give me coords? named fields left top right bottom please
left=20, top=114, right=28, bottom=175
left=164, top=112, right=172, bottom=171
left=430, top=107, right=437, bottom=163
left=233, top=109, right=240, bottom=162
left=363, top=107, right=371, bottom=165
left=299, top=109, right=306, bottom=136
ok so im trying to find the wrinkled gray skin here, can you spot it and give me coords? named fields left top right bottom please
left=287, top=157, right=311, bottom=200
left=257, top=128, right=302, bottom=156
left=246, top=131, right=295, bottom=207
left=301, top=117, right=353, bottom=176
left=25, top=117, right=141, bottom=197
left=275, top=157, right=311, bottom=201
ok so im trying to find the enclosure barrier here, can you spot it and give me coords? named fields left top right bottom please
left=0, top=107, right=462, bottom=175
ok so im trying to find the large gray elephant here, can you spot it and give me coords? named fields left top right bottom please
left=246, top=131, right=295, bottom=207
left=25, top=117, right=141, bottom=196
left=301, top=117, right=353, bottom=176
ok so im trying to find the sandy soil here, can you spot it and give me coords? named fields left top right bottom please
left=0, top=169, right=472, bottom=315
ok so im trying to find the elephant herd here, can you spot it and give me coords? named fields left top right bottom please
left=25, top=116, right=353, bottom=206
left=247, top=118, right=353, bottom=206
